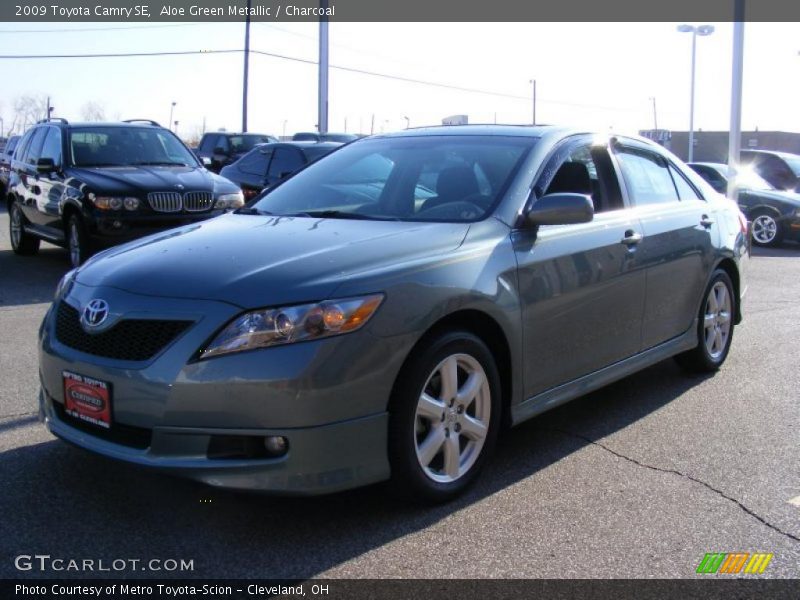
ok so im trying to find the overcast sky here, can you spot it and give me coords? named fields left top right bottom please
left=0, top=21, right=798, bottom=139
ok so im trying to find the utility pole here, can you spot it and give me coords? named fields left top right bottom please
left=169, top=102, right=176, bottom=131
left=727, top=1, right=745, bottom=200
left=317, top=0, right=329, bottom=134
left=650, top=97, right=658, bottom=131
left=242, top=0, right=252, bottom=133
left=529, top=79, right=536, bottom=125
left=370, top=114, right=375, bottom=135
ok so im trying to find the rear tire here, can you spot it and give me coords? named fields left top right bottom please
left=750, top=209, right=783, bottom=247
left=675, top=269, right=736, bottom=373
left=9, top=199, right=40, bottom=255
left=388, top=331, right=501, bottom=503
left=66, top=214, right=92, bottom=267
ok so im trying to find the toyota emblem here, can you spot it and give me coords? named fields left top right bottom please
left=81, top=299, right=110, bottom=329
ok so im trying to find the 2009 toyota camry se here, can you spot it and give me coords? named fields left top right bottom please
left=38, top=125, right=749, bottom=502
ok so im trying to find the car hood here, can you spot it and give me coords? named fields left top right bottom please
left=66, top=165, right=238, bottom=194
left=75, top=214, right=470, bottom=307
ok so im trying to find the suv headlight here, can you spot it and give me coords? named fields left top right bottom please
left=199, top=294, right=384, bottom=359
left=215, top=192, right=244, bottom=210
left=90, top=195, right=140, bottom=211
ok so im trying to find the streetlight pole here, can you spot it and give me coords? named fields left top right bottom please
left=529, top=79, right=536, bottom=125
left=169, top=102, right=176, bottom=132
left=317, top=0, right=329, bottom=135
left=677, top=24, right=715, bottom=162
left=242, top=0, right=251, bottom=133
left=727, top=1, right=746, bottom=200
left=403, top=116, right=410, bottom=129
left=649, top=97, right=658, bottom=131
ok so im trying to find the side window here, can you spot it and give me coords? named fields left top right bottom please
left=541, top=143, right=623, bottom=213
left=668, top=164, right=702, bottom=200
left=13, top=132, right=32, bottom=161
left=216, top=136, right=230, bottom=153
left=199, top=135, right=216, bottom=154
left=615, top=149, right=678, bottom=206
left=268, top=148, right=304, bottom=179
left=239, top=149, right=273, bottom=176
left=23, top=127, right=48, bottom=165
left=40, top=128, right=63, bottom=166
left=692, top=166, right=726, bottom=192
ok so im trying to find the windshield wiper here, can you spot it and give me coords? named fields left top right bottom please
left=132, top=161, right=189, bottom=166
left=286, top=210, right=399, bottom=221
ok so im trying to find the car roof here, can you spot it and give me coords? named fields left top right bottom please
left=255, top=141, right=341, bottom=150
left=741, top=149, right=800, bottom=160
left=372, top=124, right=565, bottom=139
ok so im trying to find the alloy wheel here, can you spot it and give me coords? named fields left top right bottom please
left=703, top=280, right=732, bottom=361
left=413, top=353, right=490, bottom=483
left=10, top=204, right=22, bottom=248
left=752, top=214, right=778, bottom=245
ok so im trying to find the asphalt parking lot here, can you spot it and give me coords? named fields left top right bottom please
left=0, top=204, right=798, bottom=579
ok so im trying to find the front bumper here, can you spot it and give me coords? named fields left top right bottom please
left=87, top=210, right=227, bottom=246
left=40, top=388, right=389, bottom=495
left=38, top=284, right=405, bottom=494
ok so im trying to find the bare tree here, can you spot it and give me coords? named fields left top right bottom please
left=80, top=101, right=106, bottom=122
left=12, top=94, right=49, bottom=131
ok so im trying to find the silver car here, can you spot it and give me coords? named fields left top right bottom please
left=37, top=126, right=749, bottom=502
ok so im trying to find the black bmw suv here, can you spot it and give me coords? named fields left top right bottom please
left=7, top=119, right=243, bottom=267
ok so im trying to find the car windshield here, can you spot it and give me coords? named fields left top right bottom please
left=781, top=155, right=800, bottom=177
left=250, top=135, right=535, bottom=223
left=731, top=166, right=774, bottom=191
left=69, top=127, right=199, bottom=168
left=229, top=134, right=274, bottom=153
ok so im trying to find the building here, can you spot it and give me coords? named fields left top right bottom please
left=640, top=129, right=800, bottom=163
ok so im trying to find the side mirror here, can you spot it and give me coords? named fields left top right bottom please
left=36, top=157, right=57, bottom=173
left=526, top=193, right=594, bottom=226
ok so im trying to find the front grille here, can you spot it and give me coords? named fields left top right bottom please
left=52, top=401, right=152, bottom=450
left=183, top=191, right=214, bottom=212
left=147, top=192, right=182, bottom=213
left=54, top=302, right=192, bottom=361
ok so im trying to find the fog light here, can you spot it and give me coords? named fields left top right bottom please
left=264, top=436, right=288, bottom=456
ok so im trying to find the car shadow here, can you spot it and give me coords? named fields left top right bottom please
left=0, top=358, right=710, bottom=579
left=751, top=242, right=799, bottom=258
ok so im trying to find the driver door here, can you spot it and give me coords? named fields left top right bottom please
left=513, top=136, right=646, bottom=398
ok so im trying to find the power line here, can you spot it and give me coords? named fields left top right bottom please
left=0, top=46, right=635, bottom=113
left=0, top=23, right=210, bottom=34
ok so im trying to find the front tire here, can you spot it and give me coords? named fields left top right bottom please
left=9, top=199, right=40, bottom=255
left=388, top=331, right=501, bottom=503
left=750, top=210, right=783, bottom=247
left=66, top=214, right=92, bottom=267
left=675, top=269, right=736, bottom=373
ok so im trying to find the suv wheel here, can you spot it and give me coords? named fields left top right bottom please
left=751, top=210, right=782, bottom=247
left=66, top=214, right=91, bottom=267
left=675, top=269, right=736, bottom=373
left=388, top=331, right=501, bottom=503
left=9, top=200, right=40, bottom=255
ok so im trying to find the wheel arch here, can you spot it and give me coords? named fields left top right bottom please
left=392, top=308, right=514, bottom=429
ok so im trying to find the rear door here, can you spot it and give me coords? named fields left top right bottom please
left=17, top=126, right=48, bottom=222
left=30, top=126, right=66, bottom=229
left=514, top=135, right=647, bottom=398
left=612, top=139, right=716, bottom=349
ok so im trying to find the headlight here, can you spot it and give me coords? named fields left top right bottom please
left=215, top=192, right=244, bottom=210
left=54, top=268, right=77, bottom=300
left=199, top=294, right=384, bottom=359
left=91, top=195, right=140, bottom=211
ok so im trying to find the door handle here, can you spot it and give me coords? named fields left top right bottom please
left=700, top=215, right=714, bottom=228
left=621, top=230, right=643, bottom=245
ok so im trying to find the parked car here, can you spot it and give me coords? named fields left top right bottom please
left=39, top=126, right=748, bottom=502
left=7, top=118, right=243, bottom=267
left=292, top=132, right=358, bottom=143
left=220, top=141, right=341, bottom=201
left=196, top=132, right=278, bottom=173
left=688, top=162, right=800, bottom=247
left=0, top=134, right=21, bottom=194
left=737, top=149, right=800, bottom=193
